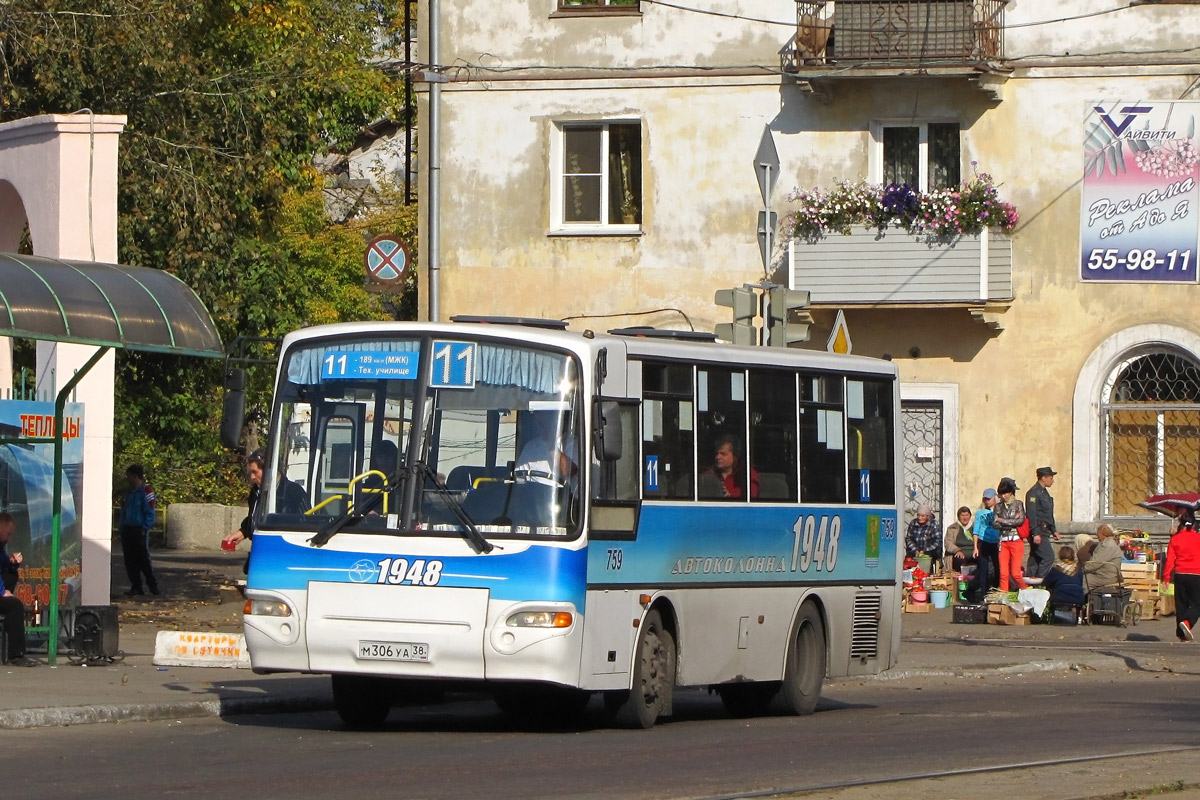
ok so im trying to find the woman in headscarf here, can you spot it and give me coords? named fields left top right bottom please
left=1035, top=545, right=1086, bottom=609
left=1074, top=533, right=1097, bottom=568
left=943, top=506, right=976, bottom=573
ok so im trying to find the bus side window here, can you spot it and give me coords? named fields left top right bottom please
left=642, top=362, right=694, bottom=500
left=749, top=370, right=799, bottom=503
left=846, top=378, right=895, bottom=504
left=799, top=373, right=847, bottom=503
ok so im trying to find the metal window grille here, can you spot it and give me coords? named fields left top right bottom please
left=1102, top=350, right=1200, bottom=518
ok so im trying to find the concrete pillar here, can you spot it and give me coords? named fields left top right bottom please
left=0, top=113, right=127, bottom=605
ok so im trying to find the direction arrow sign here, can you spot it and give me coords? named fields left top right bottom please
left=753, top=126, right=781, bottom=206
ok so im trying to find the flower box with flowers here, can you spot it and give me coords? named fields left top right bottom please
left=786, top=173, right=1018, bottom=305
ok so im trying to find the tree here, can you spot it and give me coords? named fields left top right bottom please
left=0, top=0, right=416, bottom=503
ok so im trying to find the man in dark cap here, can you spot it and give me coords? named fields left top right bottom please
left=1025, top=466, right=1059, bottom=579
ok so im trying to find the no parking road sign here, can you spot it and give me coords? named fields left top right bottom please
left=364, top=234, right=411, bottom=289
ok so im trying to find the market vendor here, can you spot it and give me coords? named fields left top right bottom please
left=943, top=505, right=976, bottom=573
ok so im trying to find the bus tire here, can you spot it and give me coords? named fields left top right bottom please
left=780, top=601, right=826, bottom=716
left=717, top=681, right=780, bottom=718
left=608, top=609, right=675, bottom=729
left=332, top=674, right=391, bottom=728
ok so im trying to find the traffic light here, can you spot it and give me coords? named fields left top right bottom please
left=766, top=287, right=811, bottom=347
left=714, top=288, right=757, bottom=346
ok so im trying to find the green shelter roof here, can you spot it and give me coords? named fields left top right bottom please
left=0, top=252, right=222, bottom=357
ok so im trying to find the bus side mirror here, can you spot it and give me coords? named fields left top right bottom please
left=220, top=368, right=247, bottom=450
left=593, top=401, right=622, bottom=462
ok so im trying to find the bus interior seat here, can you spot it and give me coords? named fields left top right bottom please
left=446, top=465, right=511, bottom=492
left=757, top=472, right=790, bottom=500
left=697, top=472, right=724, bottom=499
left=446, top=465, right=481, bottom=491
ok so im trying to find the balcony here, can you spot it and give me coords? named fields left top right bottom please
left=788, top=228, right=1013, bottom=326
left=782, top=1, right=1010, bottom=97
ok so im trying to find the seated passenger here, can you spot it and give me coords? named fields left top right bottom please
left=699, top=435, right=759, bottom=499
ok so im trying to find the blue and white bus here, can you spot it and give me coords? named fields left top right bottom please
left=235, top=317, right=902, bottom=728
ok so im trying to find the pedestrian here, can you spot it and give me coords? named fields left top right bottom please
left=993, top=476, right=1028, bottom=591
left=0, top=512, right=35, bottom=665
left=1025, top=466, right=1059, bottom=579
left=904, top=504, right=942, bottom=563
left=1163, top=508, right=1200, bottom=642
left=119, top=463, right=159, bottom=596
left=969, top=488, right=1001, bottom=601
left=222, top=449, right=264, bottom=573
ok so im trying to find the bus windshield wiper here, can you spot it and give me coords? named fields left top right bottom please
left=309, top=467, right=405, bottom=548
left=415, top=461, right=494, bottom=554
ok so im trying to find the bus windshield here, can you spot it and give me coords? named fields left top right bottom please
left=268, top=334, right=583, bottom=539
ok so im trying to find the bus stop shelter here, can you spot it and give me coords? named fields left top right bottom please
left=0, top=251, right=222, bottom=663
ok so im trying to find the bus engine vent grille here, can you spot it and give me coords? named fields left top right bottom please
left=850, top=592, right=882, bottom=660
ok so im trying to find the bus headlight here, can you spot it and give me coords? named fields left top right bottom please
left=244, top=598, right=293, bottom=617
left=506, top=611, right=573, bottom=628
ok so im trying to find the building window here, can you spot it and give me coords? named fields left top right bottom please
left=871, top=122, right=960, bottom=191
left=1103, top=350, right=1200, bottom=517
left=558, top=0, right=640, bottom=9
left=554, top=121, right=641, bottom=230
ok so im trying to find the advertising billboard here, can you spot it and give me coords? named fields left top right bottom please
left=1081, top=101, right=1199, bottom=283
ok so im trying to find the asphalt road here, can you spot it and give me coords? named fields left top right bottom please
left=8, top=657, right=1200, bottom=800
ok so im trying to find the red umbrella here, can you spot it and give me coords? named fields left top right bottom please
left=1138, top=493, right=1200, bottom=515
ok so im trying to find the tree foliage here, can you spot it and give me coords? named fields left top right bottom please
left=0, top=0, right=417, bottom=504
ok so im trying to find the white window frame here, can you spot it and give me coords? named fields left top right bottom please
left=867, top=120, right=960, bottom=192
left=549, top=119, right=642, bottom=235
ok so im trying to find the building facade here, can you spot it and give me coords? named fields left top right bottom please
left=416, top=0, right=1200, bottom=533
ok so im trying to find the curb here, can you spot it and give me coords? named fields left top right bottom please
left=856, top=657, right=1116, bottom=682
left=0, top=694, right=334, bottom=730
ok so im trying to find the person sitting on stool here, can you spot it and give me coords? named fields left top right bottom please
left=0, top=512, right=35, bottom=666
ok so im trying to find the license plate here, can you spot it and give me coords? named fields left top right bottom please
left=357, top=640, right=430, bottom=662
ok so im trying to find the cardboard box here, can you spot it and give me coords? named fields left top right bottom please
left=904, top=599, right=932, bottom=613
left=987, top=603, right=1031, bottom=625
left=1159, top=594, right=1176, bottom=617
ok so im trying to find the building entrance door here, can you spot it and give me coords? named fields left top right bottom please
left=901, top=401, right=944, bottom=524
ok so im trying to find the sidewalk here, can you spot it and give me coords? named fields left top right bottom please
left=0, top=546, right=1190, bottom=730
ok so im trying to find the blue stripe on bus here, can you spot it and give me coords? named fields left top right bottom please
left=246, top=535, right=588, bottom=608
left=587, top=505, right=898, bottom=586
left=246, top=504, right=895, bottom=607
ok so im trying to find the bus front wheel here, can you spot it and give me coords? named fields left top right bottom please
left=607, top=609, right=675, bottom=729
left=780, top=602, right=826, bottom=716
left=332, top=674, right=391, bottom=728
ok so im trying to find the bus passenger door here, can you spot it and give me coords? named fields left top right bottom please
left=311, top=403, right=366, bottom=516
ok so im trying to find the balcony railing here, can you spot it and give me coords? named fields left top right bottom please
left=783, top=0, right=1007, bottom=71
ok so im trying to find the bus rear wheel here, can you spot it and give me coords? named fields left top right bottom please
left=780, top=602, right=826, bottom=716
left=332, top=674, right=391, bottom=728
left=607, top=609, right=675, bottom=729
